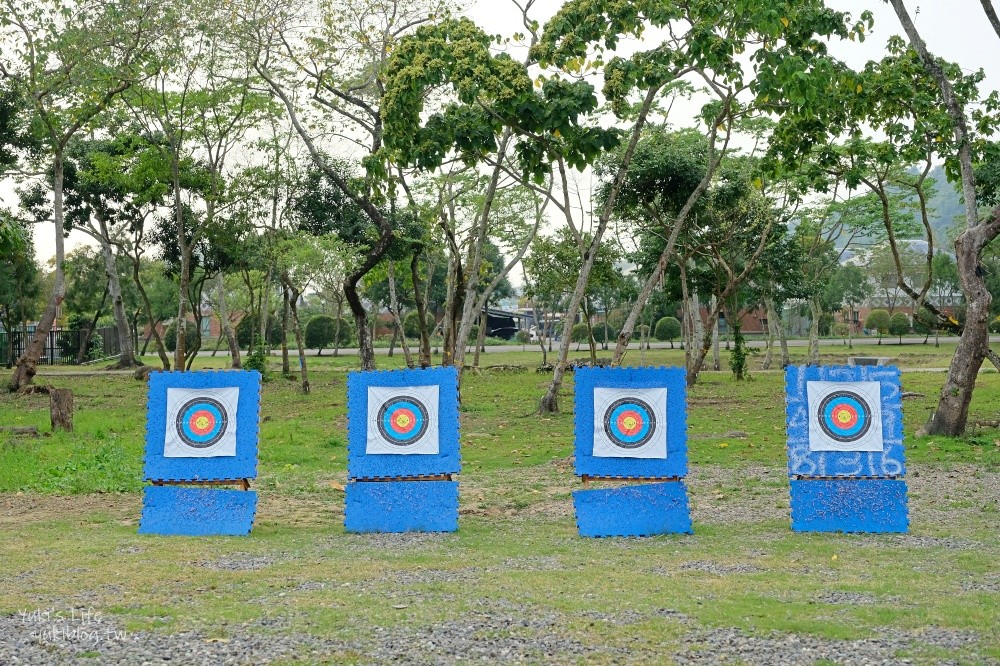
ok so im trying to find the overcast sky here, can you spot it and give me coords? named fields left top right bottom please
left=14, top=0, right=1000, bottom=267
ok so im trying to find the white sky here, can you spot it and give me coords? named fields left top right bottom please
left=10, top=0, right=1000, bottom=268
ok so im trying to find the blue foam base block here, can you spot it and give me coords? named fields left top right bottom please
left=345, top=480, right=459, bottom=533
left=790, top=478, right=908, bottom=533
left=139, top=486, right=257, bottom=536
left=573, top=481, right=692, bottom=537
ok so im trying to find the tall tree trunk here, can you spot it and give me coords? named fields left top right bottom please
left=847, top=304, right=854, bottom=350
left=387, top=262, right=414, bottom=368
left=11, top=151, right=67, bottom=391
left=890, top=0, right=1000, bottom=435
left=281, top=287, right=290, bottom=376
left=711, top=296, right=720, bottom=371
left=610, top=97, right=733, bottom=365
left=288, top=290, right=309, bottom=393
left=778, top=304, right=791, bottom=368
left=217, top=274, right=241, bottom=369
left=96, top=224, right=137, bottom=369
left=333, top=299, right=343, bottom=358
left=762, top=296, right=777, bottom=370
left=410, top=252, right=431, bottom=368
left=259, top=269, right=272, bottom=349
left=808, top=295, right=822, bottom=365
left=77, top=286, right=109, bottom=364
left=454, top=131, right=512, bottom=370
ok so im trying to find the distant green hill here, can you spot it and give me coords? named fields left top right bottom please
left=918, top=165, right=965, bottom=245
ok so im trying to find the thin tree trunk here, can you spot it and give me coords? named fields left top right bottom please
left=539, top=86, right=663, bottom=413
left=410, top=252, right=431, bottom=368
left=288, top=291, right=309, bottom=393
left=808, top=295, right=822, bottom=364
left=711, top=296, right=721, bottom=371
left=610, top=97, right=733, bottom=365
left=473, top=309, right=488, bottom=368
left=333, top=299, right=343, bottom=358
left=281, top=287, right=290, bottom=376
left=217, top=274, right=241, bottom=369
left=387, top=262, right=414, bottom=368
left=454, top=131, right=512, bottom=370
left=847, top=304, right=854, bottom=350
left=96, top=225, right=137, bottom=369
left=778, top=304, right=790, bottom=367
left=762, top=296, right=777, bottom=370
left=77, top=286, right=108, bottom=364
left=11, top=151, right=66, bottom=391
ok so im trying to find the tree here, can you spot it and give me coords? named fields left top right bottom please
left=889, top=311, right=910, bottom=343
left=654, top=317, right=681, bottom=348
left=824, top=264, right=872, bottom=350
left=0, top=216, right=41, bottom=367
left=865, top=309, right=891, bottom=344
left=2, top=0, right=163, bottom=390
left=305, top=315, right=351, bottom=355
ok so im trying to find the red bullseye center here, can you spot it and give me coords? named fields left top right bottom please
left=390, top=408, right=417, bottom=433
left=616, top=410, right=644, bottom=436
left=831, top=404, right=858, bottom=429
left=188, top=410, right=216, bottom=435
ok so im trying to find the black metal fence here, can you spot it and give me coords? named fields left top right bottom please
left=0, top=326, right=122, bottom=367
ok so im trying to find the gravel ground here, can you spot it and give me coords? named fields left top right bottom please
left=1, top=464, right=997, bottom=665
left=2, top=604, right=994, bottom=665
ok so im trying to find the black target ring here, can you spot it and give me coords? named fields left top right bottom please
left=602, top=397, right=657, bottom=449
left=376, top=396, right=430, bottom=446
left=817, top=390, right=873, bottom=443
left=175, top=396, right=229, bottom=448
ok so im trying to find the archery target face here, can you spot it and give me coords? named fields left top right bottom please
left=806, top=381, right=884, bottom=452
left=592, top=387, right=667, bottom=459
left=163, top=387, right=239, bottom=457
left=366, top=385, right=439, bottom=455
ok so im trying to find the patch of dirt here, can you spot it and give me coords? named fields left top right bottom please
left=0, top=493, right=136, bottom=526
left=257, top=494, right=341, bottom=527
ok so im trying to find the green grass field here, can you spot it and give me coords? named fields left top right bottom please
left=1, top=346, right=998, bottom=663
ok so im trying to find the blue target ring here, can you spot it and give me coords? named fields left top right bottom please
left=176, top=397, right=228, bottom=448
left=818, top=391, right=872, bottom=443
left=603, top=398, right=656, bottom=449
left=377, top=397, right=429, bottom=446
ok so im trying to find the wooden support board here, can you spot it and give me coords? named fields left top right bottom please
left=152, top=478, right=252, bottom=490
left=580, top=475, right=681, bottom=487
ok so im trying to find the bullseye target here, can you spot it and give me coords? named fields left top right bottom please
left=603, top=398, right=656, bottom=449
left=592, top=387, right=667, bottom=459
left=366, top=385, right=440, bottom=455
left=377, top=397, right=429, bottom=445
left=176, top=397, right=228, bottom=448
left=806, top=381, right=883, bottom=452
left=163, top=387, right=240, bottom=458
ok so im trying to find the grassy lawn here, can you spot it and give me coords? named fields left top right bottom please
left=0, top=346, right=998, bottom=663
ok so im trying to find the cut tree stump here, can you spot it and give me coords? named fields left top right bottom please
left=50, top=389, right=73, bottom=432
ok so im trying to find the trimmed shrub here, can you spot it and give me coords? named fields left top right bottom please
left=164, top=321, right=199, bottom=353
left=654, top=316, right=682, bottom=344
left=889, top=312, right=910, bottom=343
left=864, top=309, right=891, bottom=335
left=236, top=314, right=282, bottom=349
left=403, top=311, right=434, bottom=339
